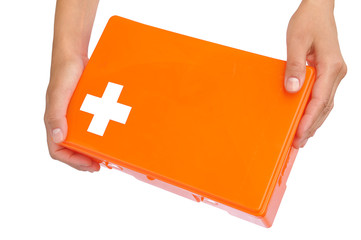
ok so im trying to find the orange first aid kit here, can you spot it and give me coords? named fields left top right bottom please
left=62, top=16, right=315, bottom=227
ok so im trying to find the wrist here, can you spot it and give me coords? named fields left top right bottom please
left=50, top=49, right=87, bottom=78
left=52, top=36, right=89, bottom=61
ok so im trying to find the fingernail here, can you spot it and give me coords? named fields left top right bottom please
left=52, top=128, right=64, bottom=143
left=286, top=77, right=300, bottom=92
left=81, top=161, right=93, bottom=168
left=81, top=163, right=92, bottom=168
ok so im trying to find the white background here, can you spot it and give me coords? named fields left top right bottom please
left=0, top=0, right=360, bottom=239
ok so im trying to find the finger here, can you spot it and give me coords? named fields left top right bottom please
left=284, top=32, right=310, bottom=93
left=293, top=99, right=333, bottom=148
left=46, top=133, right=100, bottom=172
left=298, top=62, right=346, bottom=147
left=293, top=62, right=344, bottom=148
left=293, top=83, right=333, bottom=147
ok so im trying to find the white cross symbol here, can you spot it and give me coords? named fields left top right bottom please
left=80, top=82, right=132, bottom=136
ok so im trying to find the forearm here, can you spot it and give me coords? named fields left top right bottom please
left=52, top=0, right=99, bottom=65
left=301, top=0, right=334, bottom=10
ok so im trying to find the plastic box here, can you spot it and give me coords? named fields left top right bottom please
left=61, top=16, right=315, bottom=227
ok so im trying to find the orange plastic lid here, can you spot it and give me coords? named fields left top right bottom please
left=62, top=16, right=315, bottom=220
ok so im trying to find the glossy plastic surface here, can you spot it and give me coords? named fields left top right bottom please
left=61, top=16, right=315, bottom=227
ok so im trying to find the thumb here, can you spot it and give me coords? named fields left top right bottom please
left=44, top=66, right=82, bottom=143
left=284, top=37, right=308, bottom=93
left=44, top=84, right=72, bottom=144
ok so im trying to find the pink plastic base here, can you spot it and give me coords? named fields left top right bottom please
left=100, top=147, right=298, bottom=228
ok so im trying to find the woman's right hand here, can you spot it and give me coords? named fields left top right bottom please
left=44, top=56, right=100, bottom=172
left=45, top=0, right=100, bottom=172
